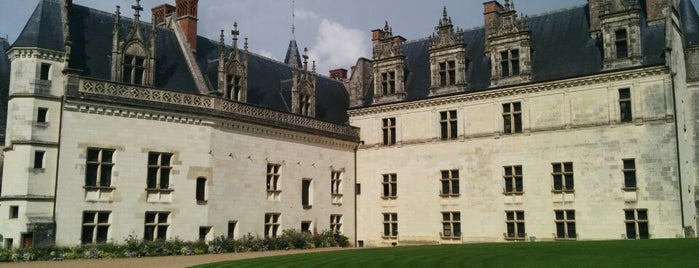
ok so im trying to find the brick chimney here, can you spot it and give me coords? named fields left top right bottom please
left=329, top=68, right=348, bottom=80
left=176, top=0, right=198, bottom=51
left=483, top=1, right=504, bottom=38
left=645, top=0, right=671, bottom=24
left=588, top=0, right=602, bottom=35
left=152, top=4, right=176, bottom=26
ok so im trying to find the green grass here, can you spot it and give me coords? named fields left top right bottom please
left=193, top=239, right=699, bottom=268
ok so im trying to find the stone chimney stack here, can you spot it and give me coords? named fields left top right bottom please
left=483, top=1, right=504, bottom=38
left=176, top=0, right=198, bottom=51
left=645, top=0, right=673, bottom=24
left=152, top=4, right=176, bottom=26
left=329, top=68, right=348, bottom=80
left=588, top=0, right=602, bottom=35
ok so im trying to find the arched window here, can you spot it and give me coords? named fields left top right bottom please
left=123, top=44, right=148, bottom=85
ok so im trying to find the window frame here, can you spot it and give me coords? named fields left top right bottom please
left=439, top=110, right=458, bottom=140
left=37, top=107, right=48, bottom=123
left=382, top=117, right=397, bottom=146
left=40, top=63, right=51, bottom=81
left=299, top=93, right=311, bottom=116
left=505, top=210, right=526, bottom=240
left=9, top=206, right=19, bottom=219
left=81, top=211, right=111, bottom=244
left=381, top=71, right=396, bottom=95
left=441, top=211, right=461, bottom=239
left=33, top=150, right=45, bottom=169
left=144, top=211, right=170, bottom=241
left=264, top=213, right=281, bottom=239
left=615, top=29, right=629, bottom=59
left=554, top=210, right=577, bottom=240
left=302, top=178, right=312, bottom=209
left=147, top=152, right=173, bottom=191
left=503, top=165, right=523, bottom=195
left=196, top=177, right=207, bottom=203
left=85, top=148, right=115, bottom=189
left=551, top=162, right=574, bottom=193
left=381, top=173, right=397, bottom=199
left=622, top=158, right=637, bottom=190
left=438, top=60, right=457, bottom=86
left=266, top=164, right=282, bottom=193
left=624, top=209, right=649, bottom=239
left=439, top=169, right=460, bottom=197
left=226, top=74, right=243, bottom=101
left=619, top=88, right=632, bottom=123
left=500, top=49, right=520, bottom=77
left=330, top=214, right=343, bottom=234
left=502, top=102, right=522, bottom=134
left=382, top=213, right=398, bottom=239
left=123, top=54, right=146, bottom=85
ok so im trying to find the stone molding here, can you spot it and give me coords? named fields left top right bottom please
left=7, top=48, right=67, bottom=62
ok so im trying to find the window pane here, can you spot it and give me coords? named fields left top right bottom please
left=552, top=164, right=561, bottom=173
left=81, top=226, right=94, bottom=244
left=442, top=181, right=450, bottom=195
left=514, top=114, right=522, bottom=132
left=161, top=154, right=171, bottom=166
left=516, top=211, right=524, bottom=220
left=147, top=168, right=158, bottom=188
left=553, top=175, right=563, bottom=190
left=144, top=226, right=154, bottom=241
left=515, top=178, right=523, bottom=192
left=626, top=222, right=637, bottom=239
left=384, top=223, right=390, bottom=236
left=440, top=122, right=448, bottom=139
left=638, top=222, right=649, bottom=239
left=555, top=211, right=564, bottom=220
left=97, top=213, right=109, bottom=223
left=96, top=226, right=109, bottom=243
left=625, top=210, right=635, bottom=220
left=567, top=211, right=575, bottom=220
left=564, top=174, right=574, bottom=190
left=83, top=212, right=95, bottom=224
left=505, top=178, right=513, bottom=192
left=568, top=223, right=577, bottom=238
left=145, top=213, right=156, bottom=223
left=86, top=165, right=98, bottom=186
left=102, top=151, right=113, bottom=163
left=158, top=213, right=169, bottom=223
left=157, top=226, right=167, bottom=239
left=87, top=149, right=99, bottom=162
left=148, top=153, right=159, bottom=165
left=453, top=213, right=460, bottom=221
left=160, top=171, right=170, bottom=189
left=100, top=165, right=112, bottom=187
left=506, top=212, right=514, bottom=220
left=443, top=213, right=450, bottom=221
left=623, top=159, right=635, bottom=169
left=624, top=172, right=636, bottom=188
left=564, top=163, right=573, bottom=172
left=453, top=223, right=461, bottom=236
left=452, top=180, right=459, bottom=194
left=556, top=222, right=565, bottom=238
left=637, top=210, right=647, bottom=220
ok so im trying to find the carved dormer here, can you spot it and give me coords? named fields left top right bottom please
left=429, top=7, right=467, bottom=96
left=291, top=48, right=316, bottom=117
left=371, top=21, right=407, bottom=104
left=484, top=0, right=532, bottom=87
left=217, top=22, right=248, bottom=101
left=600, top=0, right=643, bottom=70
left=110, top=0, right=156, bottom=86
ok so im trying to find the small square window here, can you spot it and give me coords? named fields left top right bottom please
left=40, top=63, right=50, bottom=81
left=37, top=107, right=48, bottom=123
left=9, top=206, right=19, bottom=219
left=34, top=151, right=45, bottom=169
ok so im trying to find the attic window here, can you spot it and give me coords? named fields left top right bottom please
left=381, top=71, right=396, bottom=95
left=226, top=75, right=243, bottom=101
left=615, top=29, right=628, bottom=59
left=500, top=50, right=520, bottom=77
left=123, top=55, right=146, bottom=85
left=299, top=94, right=311, bottom=116
left=439, top=61, right=456, bottom=86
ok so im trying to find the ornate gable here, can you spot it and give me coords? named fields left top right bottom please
left=110, top=0, right=156, bottom=86
left=371, top=21, right=407, bottom=104
left=599, top=0, right=643, bottom=70
left=217, top=22, right=249, bottom=101
left=485, top=0, right=531, bottom=87
left=429, top=7, right=467, bottom=96
left=292, top=48, right=316, bottom=117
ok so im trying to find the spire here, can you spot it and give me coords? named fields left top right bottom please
left=302, top=47, right=309, bottom=71
left=231, top=22, right=240, bottom=60
left=291, top=0, right=296, bottom=40
left=132, top=0, right=143, bottom=24
left=439, top=6, right=452, bottom=27
left=113, top=5, right=121, bottom=33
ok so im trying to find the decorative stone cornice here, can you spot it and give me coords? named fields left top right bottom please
left=7, top=47, right=67, bottom=61
left=349, top=65, right=668, bottom=117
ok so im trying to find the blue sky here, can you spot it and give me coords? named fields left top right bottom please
left=1, top=0, right=697, bottom=75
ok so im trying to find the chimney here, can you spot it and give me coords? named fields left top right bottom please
left=483, top=1, right=504, bottom=38
left=645, top=0, right=671, bottom=24
left=176, top=0, right=198, bottom=51
left=329, top=68, right=348, bottom=80
left=372, top=29, right=383, bottom=41
left=588, top=0, right=602, bottom=35
left=151, top=4, right=176, bottom=26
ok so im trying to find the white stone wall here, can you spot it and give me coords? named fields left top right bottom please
left=351, top=70, right=683, bottom=246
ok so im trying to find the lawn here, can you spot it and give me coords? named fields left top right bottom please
left=193, top=239, right=699, bottom=268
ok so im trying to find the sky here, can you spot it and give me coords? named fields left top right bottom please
left=1, top=0, right=698, bottom=75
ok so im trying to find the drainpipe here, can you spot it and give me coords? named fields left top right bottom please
left=353, top=141, right=360, bottom=247
left=670, top=70, right=686, bottom=234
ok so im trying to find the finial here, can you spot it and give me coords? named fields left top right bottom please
left=384, top=21, right=390, bottom=32
left=232, top=22, right=239, bottom=41
left=244, top=37, right=248, bottom=51
left=312, top=60, right=316, bottom=73
left=132, top=0, right=143, bottom=21
left=220, top=29, right=225, bottom=44
left=442, top=6, right=448, bottom=20
left=291, top=0, right=296, bottom=39
left=302, top=47, right=309, bottom=69
left=115, top=5, right=121, bottom=22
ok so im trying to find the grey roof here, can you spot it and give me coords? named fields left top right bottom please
left=13, top=0, right=348, bottom=124
left=0, top=37, right=9, bottom=141
left=284, top=39, right=303, bottom=68
left=680, top=0, right=699, bottom=46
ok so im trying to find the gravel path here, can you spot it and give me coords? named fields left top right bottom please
left=0, top=247, right=349, bottom=268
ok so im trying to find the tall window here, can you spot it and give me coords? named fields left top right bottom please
left=331, top=170, right=342, bottom=196
left=381, top=71, right=396, bottom=95
left=81, top=211, right=110, bottom=244
left=382, top=173, right=397, bottom=198
left=9, top=206, right=19, bottom=219
left=619, top=88, right=632, bottom=122
left=383, top=213, right=398, bottom=238
left=624, top=209, right=649, bottom=239
left=441, top=211, right=461, bottom=238
left=227, top=221, right=237, bottom=239
left=503, top=102, right=522, bottom=134
left=264, top=213, right=280, bottom=238
left=623, top=159, right=636, bottom=189
left=196, top=177, right=207, bottom=203
left=144, top=211, right=169, bottom=241
left=40, top=63, right=51, bottom=81
left=37, top=107, right=48, bottom=123
left=615, top=29, right=628, bottom=59
left=505, top=210, right=525, bottom=240
left=266, top=164, right=281, bottom=192
left=440, top=110, right=457, bottom=140
left=123, top=55, right=146, bottom=85
left=503, top=166, right=523, bottom=194
left=33, top=151, right=45, bottom=169
left=226, top=75, right=243, bottom=101
left=302, top=179, right=312, bottom=208
left=85, top=148, right=114, bottom=187
left=382, top=118, right=396, bottom=145
left=299, top=94, right=311, bottom=116
left=500, top=49, right=520, bottom=77
left=439, top=60, right=456, bottom=86
left=440, top=169, right=460, bottom=196
left=147, top=152, right=172, bottom=190
left=552, top=162, right=574, bottom=192
left=555, top=210, right=576, bottom=239
left=330, top=214, right=343, bottom=233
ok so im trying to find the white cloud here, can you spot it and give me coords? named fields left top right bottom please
left=308, top=19, right=369, bottom=76
left=295, top=9, right=319, bottom=20
left=257, top=49, right=278, bottom=61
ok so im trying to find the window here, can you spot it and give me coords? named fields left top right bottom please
left=37, top=107, right=48, bottom=123
left=503, top=166, right=523, bottom=194
left=299, top=94, right=312, bottom=116
left=440, top=110, right=457, bottom=140
left=301, top=221, right=312, bottom=233
left=502, top=102, right=522, bottom=134
left=505, top=210, right=525, bottom=240
left=34, top=151, right=45, bottom=169
left=330, top=214, right=343, bottom=234
left=500, top=49, right=520, bottom=77
left=123, top=55, right=146, bottom=85
left=552, top=162, right=574, bottom=192
left=623, top=159, right=636, bottom=189
left=382, top=173, right=397, bottom=198
left=147, top=152, right=172, bottom=190
left=9, top=206, right=18, bottom=219
left=266, top=164, right=281, bottom=192
left=355, top=183, right=361, bottom=195
left=625, top=209, right=649, bottom=239
left=440, top=169, right=460, bottom=196
left=615, top=29, right=628, bottom=59
left=226, top=75, right=243, bottom=101
left=619, top=88, right=632, bottom=122
left=555, top=210, right=576, bottom=239
left=196, top=177, right=207, bottom=203
left=381, top=71, right=396, bottom=95
left=382, top=118, right=396, bottom=145
left=302, top=179, right=312, bottom=208
left=144, top=212, right=169, bottom=241
left=439, top=60, right=456, bottom=86
left=331, top=170, right=342, bottom=196
left=383, top=213, right=398, bottom=238
left=264, top=213, right=280, bottom=238
left=85, top=148, right=114, bottom=187
left=227, top=221, right=237, bottom=239
left=4, top=239, right=12, bottom=250
left=441, top=212, right=461, bottom=238
left=199, top=226, right=211, bottom=241
left=81, top=211, right=110, bottom=244
left=40, top=63, right=50, bottom=80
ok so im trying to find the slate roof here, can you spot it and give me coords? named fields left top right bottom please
left=0, top=37, right=9, bottom=141
left=680, top=0, right=699, bottom=46
left=13, top=0, right=349, bottom=124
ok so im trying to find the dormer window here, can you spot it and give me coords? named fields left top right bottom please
left=123, top=55, right=146, bottom=85
left=439, top=61, right=456, bottom=86
left=226, top=74, right=243, bottom=101
left=299, top=94, right=311, bottom=116
left=381, top=71, right=396, bottom=95
left=615, top=29, right=628, bottom=59
left=500, top=50, right=520, bottom=77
